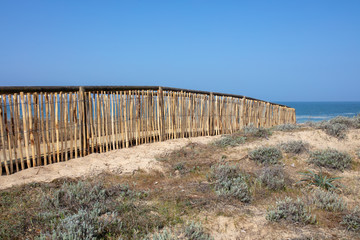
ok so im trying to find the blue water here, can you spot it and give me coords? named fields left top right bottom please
left=279, top=102, right=360, bottom=123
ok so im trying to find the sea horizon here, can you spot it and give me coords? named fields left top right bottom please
left=278, top=101, right=360, bottom=123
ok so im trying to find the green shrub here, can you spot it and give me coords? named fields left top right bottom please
left=273, top=124, right=299, bottom=132
left=183, top=221, right=213, bottom=240
left=357, top=149, right=360, bottom=159
left=311, top=188, right=346, bottom=212
left=329, top=116, right=357, bottom=128
left=323, top=122, right=348, bottom=139
left=145, top=222, right=213, bottom=240
left=41, top=181, right=107, bottom=213
left=258, top=166, right=286, bottom=190
left=266, top=197, right=316, bottom=224
left=41, top=207, right=118, bottom=240
left=145, top=228, right=177, bottom=240
left=249, top=146, right=282, bottom=165
left=308, top=149, right=352, bottom=171
left=243, top=126, right=272, bottom=138
left=209, top=163, right=251, bottom=202
left=298, top=169, right=342, bottom=190
left=341, top=207, right=360, bottom=232
left=213, top=135, right=246, bottom=147
left=279, top=140, right=308, bottom=154
left=174, top=162, right=185, bottom=171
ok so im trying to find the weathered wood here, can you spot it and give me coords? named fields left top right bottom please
left=2, top=86, right=295, bottom=175
left=15, top=94, right=25, bottom=170
left=0, top=96, right=10, bottom=175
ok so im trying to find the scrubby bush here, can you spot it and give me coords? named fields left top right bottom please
left=184, top=221, right=214, bottom=240
left=308, top=149, right=352, bottom=171
left=209, top=163, right=251, bottom=202
left=249, top=146, right=282, bottom=165
left=357, top=149, right=360, bottom=159
left=273, top=124, right=299, bottom=132
left=279, top=140, right=308, bottom=154
left=146, top=228, right=177, bottom=240
left=266, top=197, right=316, bottom=224
left=43, top=207, right=118, bottom=240
left=243, top=125, right=272, bottom=138
left=258, top=166, right=286, bottom=190
left=311, top=116, right=360, bottom=139
left=341, top=207, right=360, bottom=232
left=323, top=122, right=348, bottom=139
left=38, top=181, right=162, bottom=240
left=41, top=181, right=107, bottom=212
left=329, top=116, right=357, bottom=128
left=299, top=170, right=342, bottom=190
left=145, top=222, right=213, bottom=240
left=311, top=188, right=346, bottom=212
left=213, top=135, right=246, bottom=148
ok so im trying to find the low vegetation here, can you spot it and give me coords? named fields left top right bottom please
left=266, top=197, right=316, bottom=224
left=146, top=222, right=213, bottom=240
left=341, top=207, right=360, bottom=233
left=298, top=169, right=342, bottom=190
left=249, top=146, right=282, bottom=165
left=279, top=140, right=309, bottom=154
left=243, top=125, right=272, bottom=138
left=258, top=165, right=286, bottom=190
left=209, top=163, right=251, bottom=203
left=273, top=124, right=299, bottom=132
left=311, top=188, right=346, bottom=212
left=212, top=135, right=246, bottom=148
left=308, top=149, right=352, bottom=171
left=307, top=115, right=360, bottom=139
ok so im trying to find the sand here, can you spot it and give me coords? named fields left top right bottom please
left=1, top=128, right=360, bottom=191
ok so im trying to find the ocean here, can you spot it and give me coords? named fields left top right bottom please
left=279, top=102, right=360, bottom=123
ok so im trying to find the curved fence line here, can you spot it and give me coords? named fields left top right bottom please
left=0, top=86, right=296, bottom=175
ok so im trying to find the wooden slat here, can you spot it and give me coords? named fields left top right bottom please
left=15, top=94, right=25, bottom=170
left=40, top=94, right=47, bottom=165
left=8, top=94, right=18, bottom=172
left=0, top=96, right=10, bottom=175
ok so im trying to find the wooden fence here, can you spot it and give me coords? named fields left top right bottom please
left=0, top=86, right=296, bottom=175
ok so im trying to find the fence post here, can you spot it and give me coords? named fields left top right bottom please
left=79, top=87, right=89, bottom=156
left=158, top=87, right=165, bottom=141
left=208, top=92, right=214, bottom=136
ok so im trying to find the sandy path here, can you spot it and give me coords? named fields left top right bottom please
left=0, top=136, right=220, bottom=190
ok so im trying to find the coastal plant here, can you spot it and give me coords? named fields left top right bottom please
left=308, top=149, right=352, bottom=171
left=323, top=122, right=348, bottom=139
left=273, top=124, right=299, bottom=132
left=258, top=165, right=286, bottom=190
left=298, top=169, right=342, bottom=190
left=266, top=197, right=316, bottom=224
left=341, top=207, right=360, bottom=232
left=249, top=146, right=282, bottom=165
left=144, top=222, right=213, bottom=240
left=145, top=228, right=177, bottom=240
left=243, top=125, right=272, bottom=138
left=38, top=181, right=164, bottom=240
left=40, top=181, right=108, bottom=213
left=279, top=140, right=309, bottom=154
left=183, top=221, right=214, bottom=240
left=329, top=116, right=357, bottom=128
left=311, top=188, right=346, bottom=212
left=40, top=207, right=118, bottom=240
left=213, top=135, right=246, bottom=148
left=209, top=163, right=251, bottom=202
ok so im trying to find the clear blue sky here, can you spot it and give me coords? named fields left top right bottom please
left=1, top=1, right=359, bottom=101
